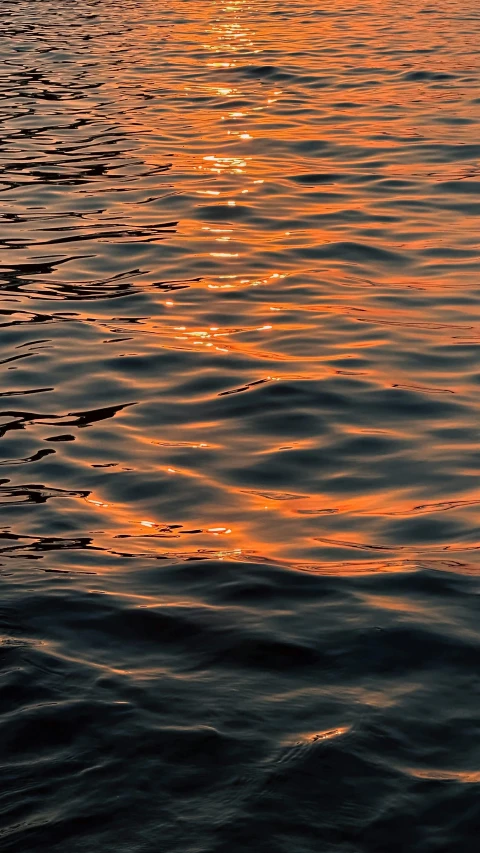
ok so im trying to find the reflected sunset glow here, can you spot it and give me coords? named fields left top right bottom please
left=2, top=1, right=480, bottom=850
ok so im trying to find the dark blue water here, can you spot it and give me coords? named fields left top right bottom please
left=1, top=1, right=480, bottom=850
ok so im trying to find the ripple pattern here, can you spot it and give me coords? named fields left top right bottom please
left=1, top=1, right=480, bottom=851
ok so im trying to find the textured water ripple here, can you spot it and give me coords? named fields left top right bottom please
left=1, top=1, right=480, bottom=850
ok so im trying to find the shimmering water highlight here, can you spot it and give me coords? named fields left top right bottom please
left=1, top=1, right=480, bottom=850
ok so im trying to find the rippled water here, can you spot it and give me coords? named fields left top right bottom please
left=1, top=0, right=480, bottom=849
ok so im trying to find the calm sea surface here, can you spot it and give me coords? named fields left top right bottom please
left=1, top=1, right=480, bottom=850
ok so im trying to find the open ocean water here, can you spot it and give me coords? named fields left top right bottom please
left=1, top=0, right=480, bottom=850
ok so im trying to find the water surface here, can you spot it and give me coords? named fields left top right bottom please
left=1, top=1, right=480, bottom=850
